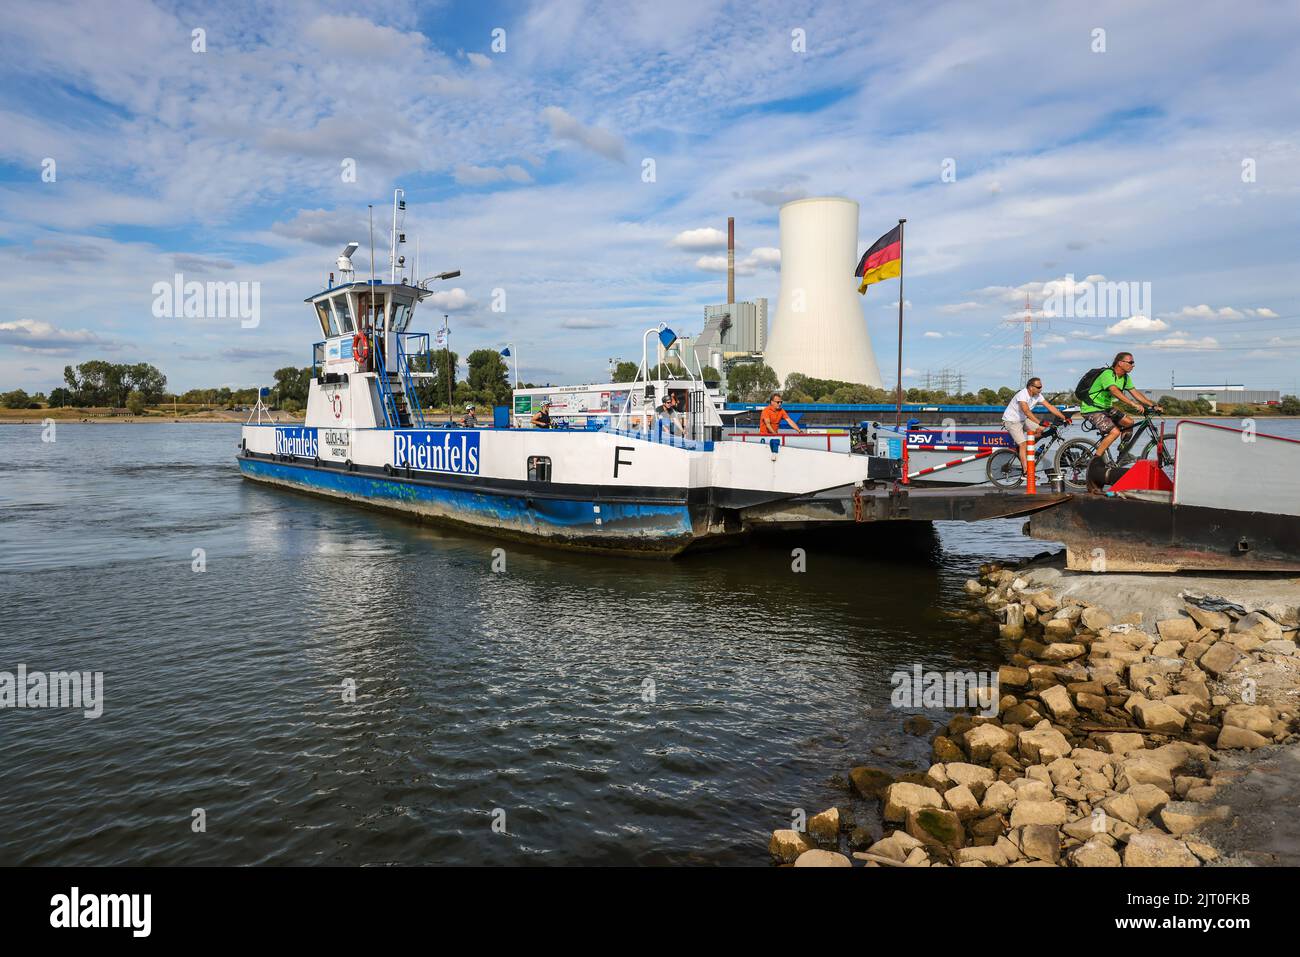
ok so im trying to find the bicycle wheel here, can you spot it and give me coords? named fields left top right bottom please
left=1141, top=434, right=1177, bottom=468
left=1055, top=438, right=1099, bottom=491
left=986, top=449, right=1023, bottom=488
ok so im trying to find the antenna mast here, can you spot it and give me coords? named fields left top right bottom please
left=390, top=188, right=406, bottom=283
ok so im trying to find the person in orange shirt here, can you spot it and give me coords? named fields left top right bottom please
left=758, top=392, right=802, bottom=436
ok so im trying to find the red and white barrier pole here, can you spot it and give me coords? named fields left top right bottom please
left=1026, top=430, right=1036, bottom=495
left=902, top=440, right=909, bottom=484
left=906, top=449, right=994, bottom=480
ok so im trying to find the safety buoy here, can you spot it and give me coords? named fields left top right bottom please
left=352, top=332, right=370, bottom=364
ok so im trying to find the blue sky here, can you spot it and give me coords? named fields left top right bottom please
left=2, top=0, right=1298, bottom=395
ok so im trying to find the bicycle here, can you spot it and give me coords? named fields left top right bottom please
left=985, top=418, right=1074, bottom=489
left=1053, top=407, right=1175, bottom=491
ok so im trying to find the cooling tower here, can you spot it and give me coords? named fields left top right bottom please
left=764, top=197, right=884, bottom=388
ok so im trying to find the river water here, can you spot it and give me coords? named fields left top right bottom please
left=0, top=421, right=1281, bottom=865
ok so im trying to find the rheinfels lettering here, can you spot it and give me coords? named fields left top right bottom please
left=275, top=427, right=319, bottom=457
left=394, top=430, right=481, bottom=475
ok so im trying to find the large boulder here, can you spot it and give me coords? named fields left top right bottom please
left=905, top=806, right=966, bottom=849
left=1080, top=606, right=1114, bottom=632
left=1131, top=698, right=1187, bottom=734
left=954, top=844, right=1009, bottom=866
left=1126, top=783, right=1171, bottom=818
left=807, top=807, right=840, bottom=846
left=1098, top=732, right=1146, bottom=756
left=1155, top=618, right=1199, bottom=643
left=1010, top=801, right=1069, bottom=828
left=945, top=762, right=996, bottom=791
left=1013, top=824, right=1061, bottom=863
left=981, top=780, right=1017, bottom=814
left=1122, top=832, right=1200, bottom=867
left=1185, top=604, right=1231, bottom=631
left=1100, top=792, right=1141, bottom=827
left=1070, top=837, right=1122, bottom=867
left=1019, top=722, right=1072, bottom=764
left=1198, top=641, right=1242, bottom=677
left=942, top=784, right=981, bottom=820
left=793, top=849, right=852, bottom=867
left=1222, top=704, right=1275, bottom=735
left=882, top=782, right=944, bottom=822
left=1159, top=802, right=1231, bottom=837
left=1039, top=685, right=1078, bottom=721
left=1216, top=725, right=1270, bottom=750
left=849, top=766, right=894, bottom=799
left=1233, top=612, right=1283, bottom=644
left=965, top=723, right=1018, bottom=761
left=769, top=829, right=812, bottom=863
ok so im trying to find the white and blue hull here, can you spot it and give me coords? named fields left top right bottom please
left=239, top=421, right=893, bottom=555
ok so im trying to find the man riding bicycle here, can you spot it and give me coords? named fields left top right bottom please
left=1002, top=377, right=1070, bottom=477
left=1079, top=352, right=1162, bottom=463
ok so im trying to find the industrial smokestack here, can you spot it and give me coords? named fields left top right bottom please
left=727, top=216, right=735, bottom=304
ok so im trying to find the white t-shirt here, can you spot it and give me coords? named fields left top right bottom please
left=1003, top=388, right=1037, bottom=423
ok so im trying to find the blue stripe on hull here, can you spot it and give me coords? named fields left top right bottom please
left=238, top=457, right=695, bottom=550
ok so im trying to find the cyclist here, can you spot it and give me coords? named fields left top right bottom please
left=1002, top=377, right=1070, bottom=477
left=1079, top=352, right=1162, bottom=465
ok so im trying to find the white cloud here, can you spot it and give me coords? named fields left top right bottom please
left=1250, top=307, right=1279, bottom=318
left=425, top=288, right=475, bottom=312
left=750, top=247, right=781, bottom=267
left=1150, top=334, right=1219, bottom=350
left=541, top=106, right=625, bottom=163
left=923, top=331, right=943, bottom=338
left=938, top=301, right=982, bottom=314
left=0, top=319, right=111, bottom=354
left=560, top=317, right=611, bottom=329
left=1105, top=315, right=1167, bottom=335
left=466, top=52, right=491, bottom=68
left=453, top=164, right=532, bottom=186
left=670, top=227, right=728, bottom=251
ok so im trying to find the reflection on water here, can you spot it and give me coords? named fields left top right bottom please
left=2, top=424, right=1059, bottom=865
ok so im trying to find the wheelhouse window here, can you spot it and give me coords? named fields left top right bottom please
left=527, top=456, right=552, bottom=482
left=314, top=301, right=334, bottom=337
left=391, top=301, right=412, bottom=332
left=331, top=295, right=355, bottom=334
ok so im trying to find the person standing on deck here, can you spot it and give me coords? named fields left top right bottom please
left=1002, top=377, right=1070, bottom=477
left=758, top=392, right=802, bottom=436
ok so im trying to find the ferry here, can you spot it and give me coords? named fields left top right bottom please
left=237, top=192, right=948, bottom=556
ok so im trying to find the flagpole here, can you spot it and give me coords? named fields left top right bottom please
left=894, top=218, right=906, bottom=429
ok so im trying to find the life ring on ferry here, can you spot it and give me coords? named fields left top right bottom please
left=352, top=332, right=370, bottom=365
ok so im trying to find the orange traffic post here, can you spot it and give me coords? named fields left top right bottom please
left=1025, top=430, right=1036, bottom=495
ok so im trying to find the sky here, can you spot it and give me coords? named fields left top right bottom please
left=1, top=0, right=1298, bottom=396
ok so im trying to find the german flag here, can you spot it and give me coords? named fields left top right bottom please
left=855, top=224, right=902, bottom=294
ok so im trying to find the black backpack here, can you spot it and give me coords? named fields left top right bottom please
left=1074, top=367, right=1106, bottom=404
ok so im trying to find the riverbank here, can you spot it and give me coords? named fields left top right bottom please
left=769, top=555, right=1300, bottom=866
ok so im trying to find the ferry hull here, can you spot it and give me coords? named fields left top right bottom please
left=238, top=455, right=704, bottom=556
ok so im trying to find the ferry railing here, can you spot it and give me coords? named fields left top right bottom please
left=371, top=333, right=400, bottom=429
left=397, top=333, right=429, bottom=428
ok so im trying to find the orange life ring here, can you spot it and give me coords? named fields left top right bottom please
left=352, top=332, right=370, bottom=364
